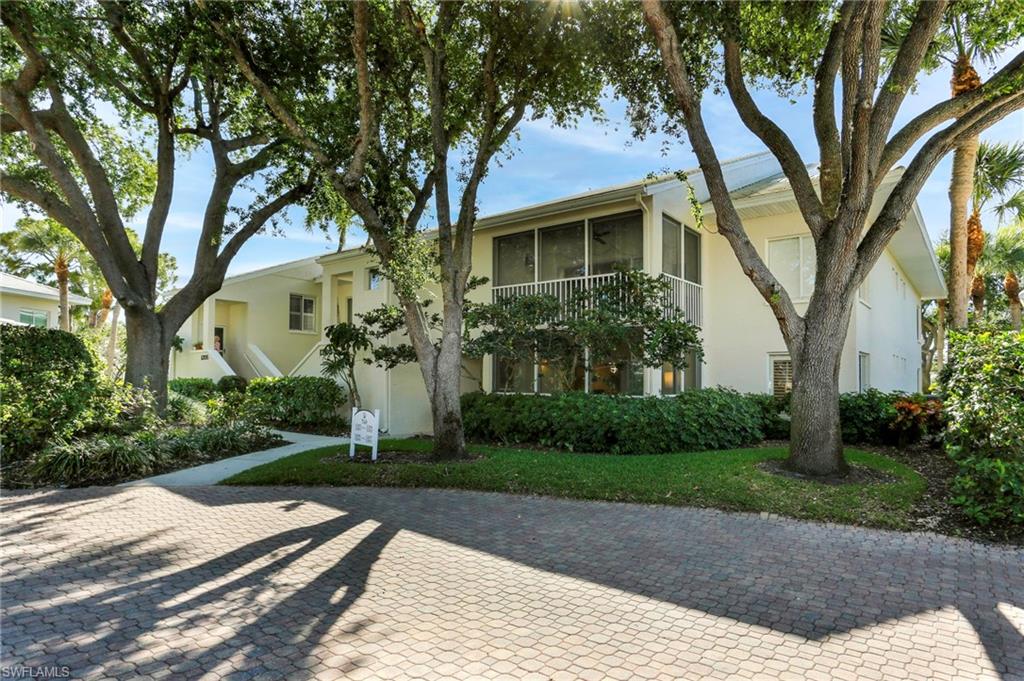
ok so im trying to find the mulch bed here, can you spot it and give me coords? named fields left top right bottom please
left=756, top=459, right=899, bottom=486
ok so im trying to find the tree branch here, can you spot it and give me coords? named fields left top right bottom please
left=640, top=0, right=804, bottom=348
left=722, top=39, right=824, bottom=237
left=813, top=3, right=851, bottom=218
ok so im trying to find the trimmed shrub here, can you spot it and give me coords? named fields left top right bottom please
left=168, top=377, right=218, bottom=400
left=945, top=330, right=1024, bottom=526
left=241, top=376, right=347, bottom=429
left=217, top=375, right=249, bottom=394
left=744, top=393, right=790, bottom=440
left=1, top=325, right=99, bottom=460
left=461, top=389, right=763, bottom=454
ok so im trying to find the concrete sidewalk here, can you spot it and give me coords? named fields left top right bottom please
left=122, top=430, right=346, bottom=486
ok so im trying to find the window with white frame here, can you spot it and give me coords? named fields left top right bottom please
left=288, top=294, right=315, bottom=332
left=767, top=235, right=815, bottom=299
left=367, top=268, right=383, bottom=290
left=769, top=354, right=793, bottom=398
left=18, top=309, right=48, bottom=328
left=858, top=352, right=871, bottom=392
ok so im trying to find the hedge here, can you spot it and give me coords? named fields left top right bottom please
left=462, top=389, right=763, bottom=454
left=168, top=377, right=218, bottom=400
left=1, top=325, right=100, bottom=460
left=944, top=330, right=1024, bottom=526
left=240, top=376, right=347, bottom=429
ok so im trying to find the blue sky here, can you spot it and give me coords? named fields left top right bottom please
left=3, top=54, right=1021, bottom=285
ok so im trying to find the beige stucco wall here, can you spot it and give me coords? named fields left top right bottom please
left=171, top=180, right=930, bottom=434
left=172, top=260, right=323, bottom=379
left=1, top=292, right=59, bottom=329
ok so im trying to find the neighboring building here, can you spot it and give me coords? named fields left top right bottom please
left=170, top=152, right=945, bottom=435
left=0, top=272, right=91, bottom=329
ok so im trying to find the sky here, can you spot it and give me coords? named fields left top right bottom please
left=2, top=51, right=1022, bottom=285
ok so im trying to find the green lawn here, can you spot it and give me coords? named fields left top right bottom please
left=224, top=439, right=925, bottom=529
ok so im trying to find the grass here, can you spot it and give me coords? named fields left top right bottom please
left=223, top=439, right=927, bottom=530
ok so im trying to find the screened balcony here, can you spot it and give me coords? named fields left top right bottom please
left=491, top=211, right=703, bottom=327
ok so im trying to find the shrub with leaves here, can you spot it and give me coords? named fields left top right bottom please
left=241, top=377, right=347, bottom=429
left=945, top=330, right=1024, bottom=526
left=168, top=377, right=218, bottom=400
left=1, top=325, right=99, bottom=460
left=462, top=389, right=762, bottom=454
left=217, top=375, right=249, bottom=394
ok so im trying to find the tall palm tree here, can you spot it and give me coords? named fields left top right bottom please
left=12, top=218, right=86, bottom=331
left=967, top=142, right=1024, bottom=321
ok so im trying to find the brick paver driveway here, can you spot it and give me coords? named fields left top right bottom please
left=2, top=486, right=1022, bottom=680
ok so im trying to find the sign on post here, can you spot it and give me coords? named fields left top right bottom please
left=349, top=408, right=380, bottom=462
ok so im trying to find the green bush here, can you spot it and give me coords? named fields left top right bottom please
left=744, top=393, right=790, bottom=440
left=241, top=377, right=347, bottom=429
left=217, top=375, right=249, bottom=394
left=166, top=392, right=207, bottom=427
left=1, top=325, right=100, bottom=460
left=32, top=422, right=280, bottom=486
left=945, top=330, right=1024, bottom=459
left=461, top=389, right=763, bottom=454
left=838, top=389, right=898, bottom=445
left=950, top=457, right=1024, bottom=526
left=944, top=330, right=1024, bottom=526
left=168, top=377, right=218, bottom=400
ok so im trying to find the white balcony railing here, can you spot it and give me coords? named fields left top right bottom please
left=492, top=272, right=703, bottom=327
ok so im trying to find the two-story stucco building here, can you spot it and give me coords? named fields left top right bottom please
left=0, top=272, right=91, bottom=329
left=170, top=152, right=945, bottom=435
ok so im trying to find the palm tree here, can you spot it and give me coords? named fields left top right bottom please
left=984, top=221, right=1024, bottom=329
left=12, top=218, right=87, bottom=331
left=967, top=142, right=1024, bottom=322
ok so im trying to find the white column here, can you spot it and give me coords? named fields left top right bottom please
left=321, top=272, right=335, bottom=340
left=201, top=297, right=216, bottom=350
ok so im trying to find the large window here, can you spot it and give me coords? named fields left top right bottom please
left=590, top=334, right=644, bottom=396
left=494, top=231, right=535, bottom=286
left=767, top=235, right=815, bottom=299
left=590, top=211, right=643, bottom=275
left=18, top=309, right=48, bottom=328
left=494, top=349, right=535, bottom=393
left=539, top=222, right=585, bottom=281
left=858, top=352, right=871, bottom=392
left=662, top=215, right=681, bottom=278
left=289, top=294, right=316, bottom=332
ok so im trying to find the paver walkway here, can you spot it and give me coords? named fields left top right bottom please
left=122, top=430, right=346, bottom=486
left=2, top=486, right=1022, bottom=680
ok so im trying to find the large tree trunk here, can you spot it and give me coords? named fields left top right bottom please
left=123, top=307, right=171, bottom=412
left=430, top=325, right=468, bottom=461
left=948, top=135, right=979, bottom=329
left=947, top=54, right=982, bottom=329
left=1005, top=271, right=1021, bottom=330
left=106, top=303, right=120, bottom=378
left=55, top=259, right=70, bottom=331
left=784, top=306, right=849, bottom=477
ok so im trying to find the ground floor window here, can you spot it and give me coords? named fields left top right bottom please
left=493, top=335, right=648, bottom=396
left=18, top=309, right=48, bottom=328
left=494, top=346, right=535, bottom=394
left=769, top=354, right=793, bottom=398
left=858, top=352, right=871, bottom=392
left=661, top=349, right=701, bottom=395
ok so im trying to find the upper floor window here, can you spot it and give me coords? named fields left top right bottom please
left=494, top=231, right=535, bottom=286
left=662, top=215, right=682, bottom=278
left=858, top=352, right=871, bottom=392
left=590, top=211, right=643, bottom=275
left=19, top=309, right=48, bottom=328
left=767, top=235, right=815, bottom=300
left=289, top=294, right=315, bottom=332
left=367, top=268, right=383, bottom=290
left=683, top=227, right=701, bottom=284
left=540, top=221, right=586, bottom=281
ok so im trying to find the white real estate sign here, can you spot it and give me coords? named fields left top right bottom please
left=349, top=408, right=380, bottom=462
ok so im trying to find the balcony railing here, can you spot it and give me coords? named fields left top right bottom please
left=492, top=272, right=703, bottom=327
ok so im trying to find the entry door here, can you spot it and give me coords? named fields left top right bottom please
left=214, top=325, right=226, bottom=355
